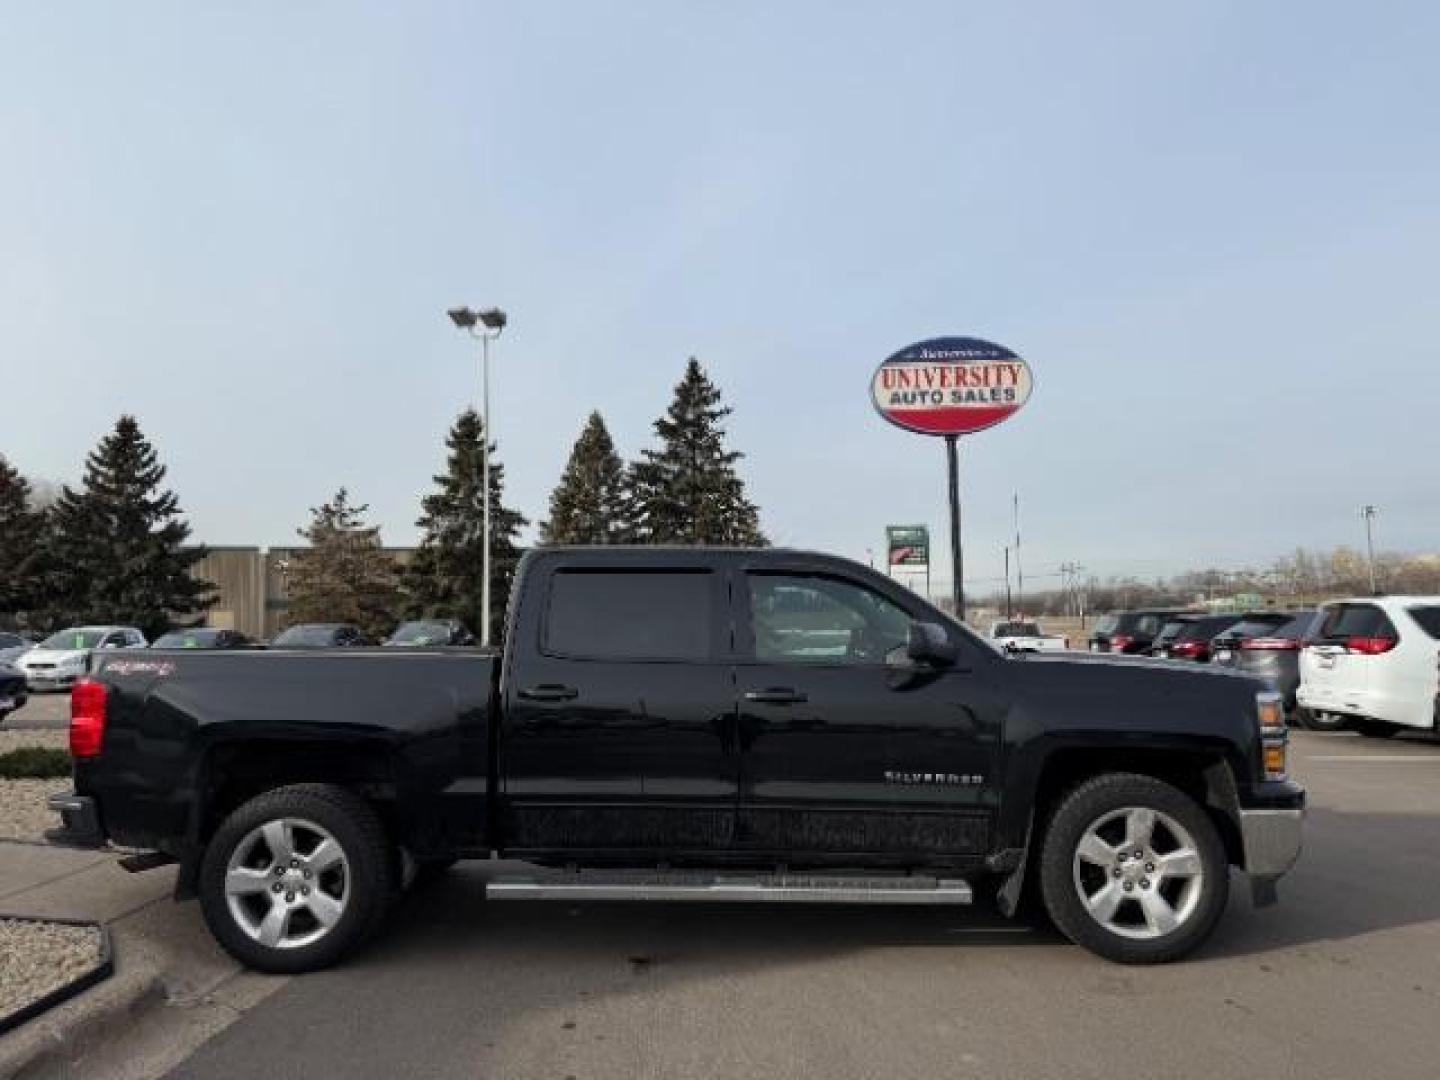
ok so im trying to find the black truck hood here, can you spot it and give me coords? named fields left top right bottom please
left=1006, top=649, right=1261, bottom=686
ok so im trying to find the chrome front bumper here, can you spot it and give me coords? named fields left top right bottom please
left=1240, top=807, right=1304, bottom=878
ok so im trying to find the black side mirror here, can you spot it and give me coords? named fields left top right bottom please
left=907, top=621, right=959, bottom=667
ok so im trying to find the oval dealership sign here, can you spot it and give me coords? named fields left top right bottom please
left=871, top=336, right=1032, bottom=436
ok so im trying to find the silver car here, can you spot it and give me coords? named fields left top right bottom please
left=16, top=626, right=148, bottom=691
left=0, top=632, right=34, bottom=665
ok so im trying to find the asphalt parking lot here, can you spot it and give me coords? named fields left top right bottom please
left=5, top=691, right=68, bottom=730
left=44, top=726, right=1401, bottom=1080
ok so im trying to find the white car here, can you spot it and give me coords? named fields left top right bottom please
left=989, top=619, right=1069, bottom=653
left=15, top=626, right=149, bottom=692
left=1297, top=597, right=1440, bottom=737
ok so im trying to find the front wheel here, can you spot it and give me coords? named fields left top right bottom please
left=199, top=784, right=395, bottom=974
left=1038, top=773, right=1229, bottom=964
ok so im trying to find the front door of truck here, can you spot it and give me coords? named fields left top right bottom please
left=733, top=568, right=1002, bottom=863
left=501, top=562, right=738, bottom=857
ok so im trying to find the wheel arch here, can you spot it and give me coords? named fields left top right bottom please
left=995, top=743, right=1246, bottom=917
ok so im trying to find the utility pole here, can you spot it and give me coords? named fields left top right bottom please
left=1013, top=492, right=1023, bottom=616
left=1003, top=546, right=1013, bottom=617
left=1361, top=504, right=1380, bottom=595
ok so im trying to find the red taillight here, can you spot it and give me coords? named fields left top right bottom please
left=1110, top=634, right=1134, bottom=651
left=70, top=679, right=108, bottom=758
left=1172, top=640, right=1203, bottom=657
left=1243, top=637, right=1302, bottom=651
left=1347, top=636, right=1397, bottom=655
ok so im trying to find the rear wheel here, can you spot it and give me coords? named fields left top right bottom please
left=1303, top=710, right=1349, bottom=732
left=199, top=784, right=395, bottom=973
left=1038, top=773, right=1229, bottom=964
left=1354, top=719, right=1399, bottom=738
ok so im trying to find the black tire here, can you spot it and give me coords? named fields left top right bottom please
left=199, top=784, right=395, bottom=974
left=1302, top=709, right=1348, bottom=732
left=1354, top=719, right=1399, bottom=739
left=1038, top=772, right=1229, bottom=965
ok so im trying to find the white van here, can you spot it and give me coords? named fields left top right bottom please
left=1298, top=597, right=1440, bottom=736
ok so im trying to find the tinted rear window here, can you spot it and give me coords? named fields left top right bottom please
left=545, top=570, right=713, bottom=660
left=1117, top=613, right=1165, bottom=637
left=0, top=634, right=22, bottom=648
left=1176, top=616, right=1236, bottom=641
left=1407, top=606, right=1440, bottom=640
left=1221, top=615, right=1289, bottom=639
left=1317, top=604, right=1396, bottom=640
left=993, top=622, right=1042, bottom=638
left=1269, top=612, right=1318, bottom=640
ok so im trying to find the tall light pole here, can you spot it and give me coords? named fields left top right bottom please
left=448, top=305, right=508, bottom=646
left=1360, top=504, right=1380, bottom=595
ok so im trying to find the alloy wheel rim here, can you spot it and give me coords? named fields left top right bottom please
left=224, top=817, right=350, bottom=950
left=1071, top=806, right=1203, bottom=940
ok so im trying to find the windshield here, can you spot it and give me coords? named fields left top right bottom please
left=273, top=625, right=340, bottom=647
left=388, top=622, right=449, bottom=645
left=40, top=629, right=106, bottom=650
left=154, top=629, right=223, bottom=648
left=993, top=622, right=1042, bottom=638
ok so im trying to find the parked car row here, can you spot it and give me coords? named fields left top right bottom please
left=2, top=618, right=479, bottom=698
left=1090, top=597, right=1440, bottom=737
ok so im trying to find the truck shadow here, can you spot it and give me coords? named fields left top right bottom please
left=1207, top=805, right=1440, bottom=959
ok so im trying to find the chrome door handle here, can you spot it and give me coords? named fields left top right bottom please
left=519, top=684, right=578, bottom=702
left=744, top=688, right=808, bottom=705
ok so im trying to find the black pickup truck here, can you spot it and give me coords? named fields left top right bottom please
left=49, top=546, right=1303, bottom=972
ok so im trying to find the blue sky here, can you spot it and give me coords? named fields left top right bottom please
left=2, top=2, right=1436, bottom=592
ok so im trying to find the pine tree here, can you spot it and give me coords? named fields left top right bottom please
left=46, top=416, right=212, bottom=637
left=0, top=456, right=48, bottom=624
left=285, top=488, right=403, bottom=640
left=630, top=357, right=766, bottom=545
left=405, top=410, right=529, bottom=642
left=539, top=411, right=630, bottom=545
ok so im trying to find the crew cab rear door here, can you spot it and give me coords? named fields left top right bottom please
left=499, top=556, right=739, bottom=857
left=732, top=563, right=1002, bottom=863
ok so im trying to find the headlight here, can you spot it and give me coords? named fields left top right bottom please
left=1257, top=690, right=1288, bottom=780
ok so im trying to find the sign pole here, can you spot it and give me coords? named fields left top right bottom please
left=945, top=434, right=964, bottom=622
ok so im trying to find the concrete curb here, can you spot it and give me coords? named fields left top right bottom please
left=0, top=917, right=114, bottom=1037
left=0, top=958, right=165, bottom=1080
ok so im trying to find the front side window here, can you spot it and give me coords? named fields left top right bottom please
left=748, top=573, right=912, bottom=664
left=545, top=570, right=713, bottom=661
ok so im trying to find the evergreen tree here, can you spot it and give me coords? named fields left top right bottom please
left=539, top=411, right=630, bottom=545
left=405, top=410, right=528, bottom=642
left=630, top=357, right=766, bottom=545
left=46, top=416, right=212, bottom=637
left=0, top=456, right=48, bottom=625
left=286, top=488, right=403, bottom=640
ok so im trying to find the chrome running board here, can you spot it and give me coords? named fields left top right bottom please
left=486, top=872, right=973, bottom=905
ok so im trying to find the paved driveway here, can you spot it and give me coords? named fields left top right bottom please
left=118, top=730, right=1440, bottom=1078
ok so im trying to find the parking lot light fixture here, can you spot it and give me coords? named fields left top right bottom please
left=448, top=304, right=508, bottom=646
